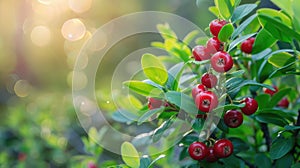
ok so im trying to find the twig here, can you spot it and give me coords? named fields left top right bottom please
left=235, top=155, right=255, bottom=168
left=260, top=123, right=271, bottom=151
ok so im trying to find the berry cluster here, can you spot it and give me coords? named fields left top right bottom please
left=147, top=97, right=169, bottom=110
left=224, top=97, right=258, bottom=128
left=264, top=85, right=290, bottom=108
left=188, top=139, right=233, bottom=162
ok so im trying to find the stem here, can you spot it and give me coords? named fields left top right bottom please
left=260, top=123, right=271, bottom=151
left=235, top=155, right=255, bottom=168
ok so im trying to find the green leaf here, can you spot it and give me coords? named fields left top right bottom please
left=254, top=113, right=289, bottom=127
left=214, top=103, right=245, bottom=112
left=228, top=137, right=250, bottom=154
left=275, top=153, right=294, bottom=168
left=255, top=94, right=271, bottom=109
left=252, top=49, right=272, bottom=61
left=269, top=88, right=291, bottom=108
left=139, top=157, right=151, bottom=168
left=255, top=153, right=272, bottom=168
left=121, top=142, right=140, bottom=168
left=284, top=125, right=300, bottom=131
left=152, top=118, right=174, bottom=142
left=157, top=23, right=177, bottom=40
left=148, top=155, right=166, bottom=168
left=270, top=0, right=293, bottom=17
left=268, top=62, right=296, bottom=79
left=209, top=6, right=220, bottom=18
left=252, top=28, right=277, bottom=54
left=166, top=62, right=185, bottom=91
left=292, top=0, right=300, bottom=33
left=112, top=110, right=139, bottom=124
left=268, top=52, right=294, bottom=68
left=232, top=14, right=257, bottom=39
left=292, top=163, right=300, bottom=168
left=183, top=30, right=199, bottom=45
left=257, top=13, right=300, bottom=41
left=228, top=33, right=256, bottom=52
left=217, top=119, right=229, bottom=133
left=270, top=136, right=294, bottom=160
left=165, top=91, right=198, bottom=114
left=123, top=81, right=164, bottom=98
left=218, top=23, right=234, bottom=42
left=231, top=4, right=257, bottom=23
left=141, top=54, right=168, bottom=86
left=256, top=109, right=295, bottom=122
left=214, top=0, right=234, bottom=19
left=192, top=118, right=204, bottom=132
left=226, top=70, right=245, bottom=78
left=257, top=8, right=292, bottom=27
left=137, top=107, right=164, bottom=125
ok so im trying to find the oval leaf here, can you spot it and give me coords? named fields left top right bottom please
left=165, top=91, right=199, bottom=114
left=123, top=81, right=164, bottom=98
left=141, top=54, right=168, bottom=86
left=121, top=142, right=140, bottom=168
left=231, top=4, right=257, bottom=23
left=270, top=137, right=294, bottom=160
left=218, top=23, right=234, bottom=42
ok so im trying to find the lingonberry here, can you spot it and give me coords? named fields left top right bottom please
left=192, top=45, right=210, bottom=61
left=195, top=91, right=219, bottom=113
left=241, top=37, right=255, bottom=54
left=206, top=147, right=218, bottom=162
left=88, top=162, right=98, bottom=168
left=201, top=73, right=218, bottom=88
left=213, top=139, right=233, bottom=158
left=277, top=97, right=289, bottom=108
left=192, top=84, right=207, bottom=99
left=224, top=110, right=243, bottom=128
left=188, top=142, right=208, bottom=160
left=206, top=37, right=224, bottom=53
left=209, top=19, right=227, bottom=37
left=211, top=51, right=233, bottom=73
left=263, top=85, right=278, bottom=96
left=148, top=98, right=164, bottom=110
left=241, top=97, right=258, bottom=115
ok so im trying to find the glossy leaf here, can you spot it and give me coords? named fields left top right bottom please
left=141, top=53, right=168, bottom=86
left=254, top=113, right=289, bottom=127
left=214, top=0, right=234, bottom=19
left=268, top=52, right=294, bottom=68
left=121, top=142, right=140, bottom=168
left=137, top=107, right=164, bottom=125
left=255, top=94, right=271, bottom=109
left=228, top=33, right=256, bottom=52
left=152, top=118, right=174, bottom=142
left=252, top=28, right=277, bottom=54
left=271, top=0, right=293, bottom=17
left=232, top=14, right=257, bottom=39
left=255, top=153, right=272, bottom=168
left=218, top=23, right=234, bottom=42
left=183, top=30, right=199, bottom=45
left=275, top=153, right=294, bottom=168
left=229, top=137, right=249, bottom=154
left=165, top=91, right=198, bottom=114
left=270, top=136, right=294, bottom=160
left=231, top=4, right=257, bottom=23
left=123, top=81, right=164, bottom=98
left=269, top=88, right=291, bottom=108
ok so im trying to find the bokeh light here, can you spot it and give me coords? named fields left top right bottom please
left=68, top=0, right=93, bottom=13
left=30, top=25, right=52, bottom=47
left=14, top=80, right=31, bottom=97
left=61, top=18, right=86, bottom=41
left=38, top=0, right=53, bottom=5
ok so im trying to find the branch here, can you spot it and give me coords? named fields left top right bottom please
left=260, top=123, right=271, bottom=151
left=235, top=155, right=255, bottom=168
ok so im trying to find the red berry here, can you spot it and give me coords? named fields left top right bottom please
left=209, top=19, right=227, bottom=37
left=195, top=91, right=219, bottom=113
left=241, top=37, right=255, bottom=54
left=213, top=139, right=233, bottom=158
left=88, top=162, right=98, bottom=168
left=206, top=147, right=218, bottom=162
left=263, top=86, right=278, bottom=96
left=188, top=142, right=208, bottom=160
left=18, top=152, right=26, bottom=162
left=148, top=98, right=164, bottom=110
left=206, top=37, right=224, bottom=53
left=241, top=97, right=258, bottom=115
left=278, top=97, right=289, bottom=108
left=211, top=51, right=233, bottom=73
left=201, top=73, right=218, bottom=88
left=192, top=84, right=207, bottom=99
left=192, top=45, right=211, bottom=61
left=224, top=110, right=243, bottom=128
